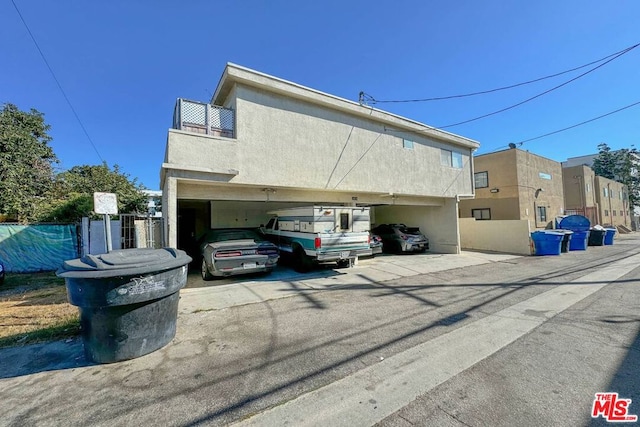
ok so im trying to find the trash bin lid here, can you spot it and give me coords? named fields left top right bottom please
left=57, top=248, right=192, bottom=278
left=558, top=215, right=590, bottom=231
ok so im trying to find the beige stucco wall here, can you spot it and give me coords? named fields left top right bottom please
left=562, top=165, right=597, bottom=209
left=165, top=85, right=475, bottom=198
left=514, top=150, right=564, bottom=227
left=459, top=218, right=532, bottom=255
left=374, top=201, right=460, bottom=254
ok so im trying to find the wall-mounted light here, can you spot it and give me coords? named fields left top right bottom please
left=490, top=188, right=500, bottom=193
left=262, top=188, right=276, bottom=201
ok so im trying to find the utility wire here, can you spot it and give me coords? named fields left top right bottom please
left=437, top=44, right=638, bottom=129
left=11, top=0, right=104, bottom=162
left=332, top=132, right=384, bottom=189
left=512, top=100, right=640, bottom=145
left=364, top=42, right=639, bottom=103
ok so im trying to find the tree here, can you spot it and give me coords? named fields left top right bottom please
left=592, top=142, right=640, bottom=212
left=0, top=103, right=59, bottom=223
left=46, top=163, right=148, bottom=223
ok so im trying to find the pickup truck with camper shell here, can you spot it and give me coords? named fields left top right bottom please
left=260, top=206, right=373, bottom=272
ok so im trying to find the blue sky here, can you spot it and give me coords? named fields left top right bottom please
left=2, top=1, right=639, bottom=190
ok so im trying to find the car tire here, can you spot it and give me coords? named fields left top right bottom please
left=293, top=245, right=313, bottom=273
left=201, top=258, right=213, bottom=281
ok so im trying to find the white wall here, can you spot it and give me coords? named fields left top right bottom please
left=373, top=202, right=460, bottom=254
left=459, top=218, right=532, bottom=255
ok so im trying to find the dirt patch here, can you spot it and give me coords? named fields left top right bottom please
left=0, top=272, right=80, bottom=348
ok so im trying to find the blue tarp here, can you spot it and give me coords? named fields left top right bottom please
left=0, top=224, right=79, bottom=273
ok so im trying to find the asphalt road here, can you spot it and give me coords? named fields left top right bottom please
left=2, top=236, right=639, bottom=426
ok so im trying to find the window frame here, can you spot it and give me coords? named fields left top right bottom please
left=471, top=208, right=491, bottom=220
left=536, top=206, right=547, bottom=223
left=440, top=149, right=463, bottom=169
left=474, top=171, right=489, bottom=189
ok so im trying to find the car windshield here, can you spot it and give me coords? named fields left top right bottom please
left=397, top=225, right=420, bottom=234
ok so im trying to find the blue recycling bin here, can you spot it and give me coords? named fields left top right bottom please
left=604, top=228, right=616, bottom=245
left=558, top=215, right=591, bottom=251
left=531, top=231, right=563, bottom=256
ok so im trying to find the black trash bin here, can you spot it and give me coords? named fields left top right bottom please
left=588, top=228, right=606, bottom=246
left=556, top=230, right=573, bottom=253
left=57, top=248, right=192, bottom=363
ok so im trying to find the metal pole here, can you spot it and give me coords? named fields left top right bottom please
left=104, top=214, right=112, bottom=253
left=608, top=183, right=613, bottom=225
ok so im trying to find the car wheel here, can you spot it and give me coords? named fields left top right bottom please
left=201, top=258, right=213, bottom=281
left=293, top=245, right=313, bottom=273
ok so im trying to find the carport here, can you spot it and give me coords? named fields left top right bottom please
left=170, top=180, right=462, bottom=261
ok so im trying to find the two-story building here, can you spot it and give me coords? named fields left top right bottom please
left=562, top=164, right=630, bottom=227
left=458, top=147, right=564, bottom=228
left=161, top=64, right=480, bottom=256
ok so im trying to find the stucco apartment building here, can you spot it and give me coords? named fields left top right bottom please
left=161, top=64, right=480, bottom=256
left=562, top=164, right=630, bottom=227
left=458, top=148, right=564, bottom=229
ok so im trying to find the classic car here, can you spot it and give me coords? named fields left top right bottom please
left=199, top=229, right=279, bottom=280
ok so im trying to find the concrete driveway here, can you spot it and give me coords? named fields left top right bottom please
left=179, top=251, right=521, bottom=314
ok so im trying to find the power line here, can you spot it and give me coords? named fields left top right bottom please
left=11, top=0, right=104, bottom=163
left=512, top=100, right=640, bottom=145
left=437, top=44, right=638, bottom=129
left=363, top=42, right=639, bottom=104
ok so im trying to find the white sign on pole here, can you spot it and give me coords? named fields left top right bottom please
left=94, top=192, right=118, bottom=215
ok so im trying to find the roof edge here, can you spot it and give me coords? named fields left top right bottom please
left=212, top=63, right=480, bottom=150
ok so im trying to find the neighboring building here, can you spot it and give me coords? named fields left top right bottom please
left=161, top=63, right=480, bottom=256
left=563, top=151, right=639, bottom=219
left=594, top=175, right=630, bottom=227
left=458, top=148, right=564, bottom=229
left=562, top=153, right=599, bottom=169
left=562, top=165, right=598, bottom=225
left=142, top=190, right=162, bottom=218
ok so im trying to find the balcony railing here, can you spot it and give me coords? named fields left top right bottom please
left=173, top=98, right=235, bottom=138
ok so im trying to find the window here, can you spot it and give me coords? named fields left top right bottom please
left=620, top=210, right=624, bottom=216
left=474, top=171, right=488, bottom=188
left=452, top=152, right=463, bottom=168
left=403, top=139, right=414, bottom=149
left=340, top=213, right=349, bottom=230
left=604, top=188, right=609, bottom=198
left=604, top=209, right=609, bottom=217
left=613, top=210, right=617, bottom=216
left=472, top=208, right=491, bottom=220
left=537, top=206, right=547, bottom=223
left=440, top=149, right=463, bottom=169
left=619, top=191, right=623, bottom=200
left=441, top=149, right=451, bottom=166
left=586, top=183, right=591, bottom=192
